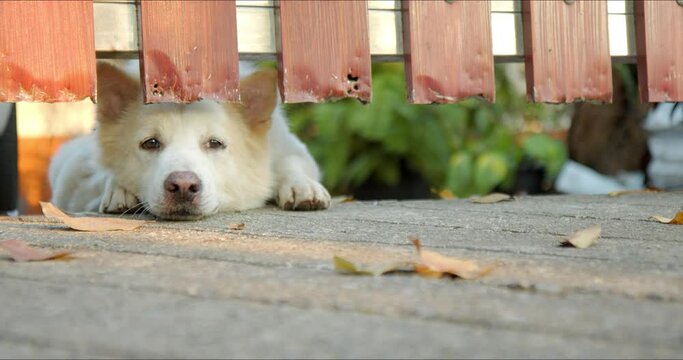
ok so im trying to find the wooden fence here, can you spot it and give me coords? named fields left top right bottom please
left=0, top=0, right=681, bottom=104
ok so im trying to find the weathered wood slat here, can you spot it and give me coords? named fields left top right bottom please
left=522, top=0, right=612, bottom=103
left=139, top=1, right=239, bottom=103
left=0, top=1, right=96, bottom=102
left=277, top=0, right=372, bottom=103
left=634, top=0, right=683, bottom=102
left=92, top=1, right=636, bottom=60
left=402, top=0, right=494, bottom=104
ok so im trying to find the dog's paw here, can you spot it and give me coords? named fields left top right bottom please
left=99, top=178, right=140, bottom=214
left=276, top=177, right=331, bottom=211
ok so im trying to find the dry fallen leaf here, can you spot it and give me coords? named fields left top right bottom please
left=561, top=224, right=601, bottom=249
left=649, top=211, right=683, bottom=225
left=436, top=189, right=455, bottom=199
left=40, top=202, right=147, bottom=232
left=411, top=238, right=492, bottom=279
left=330, top=196, right=355, bottom=206
left=608, top=188, right=662, bottom=197
left=0, top=240, right=72, bottom=262
left=228, top=223, right=245, bottom=230
left=333, top=255, right=412, bottom=276
left=333, top=240, right=492, bottom=280
left=470, top=193, right=512, bottom=204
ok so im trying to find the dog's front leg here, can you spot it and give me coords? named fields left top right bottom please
left=273, top=155, right=331, bottom=211
left=99, top=176, right=140, bottom=214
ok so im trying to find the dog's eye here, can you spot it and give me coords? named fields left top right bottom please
left=140, top=138, right=161, bottom=151
left=206, top=139, right=226, bottom=150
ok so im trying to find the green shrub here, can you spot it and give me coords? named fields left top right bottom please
left=285, top=63, right=568, bottom=197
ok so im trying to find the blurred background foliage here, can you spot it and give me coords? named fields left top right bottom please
left=283, top=63, right=569, bottom=199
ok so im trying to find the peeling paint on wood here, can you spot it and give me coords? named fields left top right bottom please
left=522, top=0, right=612, bottom=103
left=277, top=1, right=372, bottom=103
left=139, top=1, right=239, bottom=104
left=0, top=1, right=96, bottom=103
left=634, top=1, right=683, bottom=102
left=402, top=0, right=494, bottom=104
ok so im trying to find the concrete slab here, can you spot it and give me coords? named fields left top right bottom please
left=0, top=193, right=682, bottom=358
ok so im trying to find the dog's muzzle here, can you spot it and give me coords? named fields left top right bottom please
left=159, top=171, right=204, bottom=219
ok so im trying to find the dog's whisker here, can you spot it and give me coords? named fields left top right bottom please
left=114, top=200, right=154, bottom=220
left=131, top=206, right=142, bottom=217
left=129, top=206, right=142, bottom=218
left=118, top=201, right=146, bottom=218
left=138, top=202, right=156, bottom=219
left=133, top=202, right=152, bottom=219
left=138, top=205, right=152, bottom=219
left=119, top=204, right=143, bottom=217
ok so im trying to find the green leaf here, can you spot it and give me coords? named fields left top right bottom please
left=522, top=134, right=568, bottom=178
left=434, top=105, right=468, bottom=149
left=473, top=106, right=495, bottom=135
left=407, top=119, right=452, bottom=185
left=313, top=103, right=346, bottom=140
left=345, top=150, right=384, bottom=187
left=473, top=152, right=509, bottom=194
left=445, top=152, right=474, bottom=197
left=320, top=138, right=351, bottom=191
left=382, top=117, right=411, bottom=154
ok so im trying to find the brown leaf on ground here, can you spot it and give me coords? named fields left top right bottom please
left=228, top=222, right=245, bottom=230
left=0, top=240, right=72, bottom=262
left=333, top=255, right=413, bottom=276
left=561, top=225, right=601, bottom=249
left=333, top=240, right=492, bottom=279
left=470, top=193, right=512, bottom=204
left=649, top=211, right=683, bottom=225
left=436, top=189, right=455, bottom=199
left=411, top=238, right=493, bottom=279
left=608, top=188, right=662, bottom=197
left=330, top=196, right=355, bottom=206
left=40, top=202, right=148, bottom=232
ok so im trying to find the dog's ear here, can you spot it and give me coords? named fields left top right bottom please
left=236, top=68, right=278, bottom=131
left=96, top=62, right=139, bottom=122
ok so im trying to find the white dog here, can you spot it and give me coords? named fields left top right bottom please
left=48, top=62, right=330, bottom=220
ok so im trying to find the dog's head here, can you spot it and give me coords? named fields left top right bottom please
left=96, top=62, right=276, bottom=220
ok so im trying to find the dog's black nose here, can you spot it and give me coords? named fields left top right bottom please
left=164, top=171, right=202, bottom=201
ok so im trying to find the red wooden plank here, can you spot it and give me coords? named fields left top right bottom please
left=0, top=1, right=96, bottom=102
left=522, top=0, right=612, bottom=103
left=634, top=1, right=683, bottom=102
left=139, top=1, right=239, bottom=103
left=277, top=0, right=372, bottom=103
left=402, top=0, right=494, bottom=104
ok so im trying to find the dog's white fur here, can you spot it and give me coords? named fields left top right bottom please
left=49, top=62, right=330, bottom=219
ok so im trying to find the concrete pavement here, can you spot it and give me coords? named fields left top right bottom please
left=0, top=193, right=682, bottom=358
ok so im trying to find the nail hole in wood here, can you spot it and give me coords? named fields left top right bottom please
left=347, top=73, right=359, bottom=82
